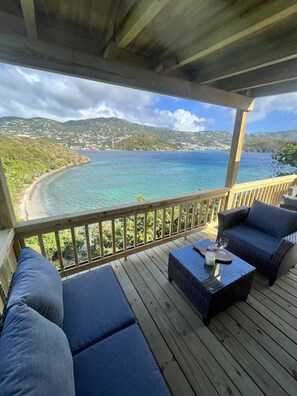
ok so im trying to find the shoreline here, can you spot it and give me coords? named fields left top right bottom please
left=16, top=159, right=90, bottom=221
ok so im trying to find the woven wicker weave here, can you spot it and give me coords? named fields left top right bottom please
left=280, top=204, right=297, bottom=211
left=218, top=207, right=297, bottom=285
left=168, top=239, right=255, bottom=324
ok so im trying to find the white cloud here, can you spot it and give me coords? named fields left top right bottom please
left=153, top=109, right=206, bottom=131
left=0, top=63, right=213, bottom=132
left=249, top=92, right=297, bottom=122
left=80, top=102, right=125, bottom=120
left=16, top=67, right=41, bottom=83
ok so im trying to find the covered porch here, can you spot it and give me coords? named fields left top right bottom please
left=1, top=176, right=297, bottom=395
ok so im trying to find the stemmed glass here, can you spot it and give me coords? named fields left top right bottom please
left=216, top=237, right=228, bottom=255
left=218, top=237, right=228, bottom=249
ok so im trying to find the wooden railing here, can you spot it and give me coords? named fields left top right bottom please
left=15, top=188, right=229, bottom=276
left=13, top=175, right=296, bottom=277
left=0, top=229, right=17, bottom=312
left=229, top=175, right=297, bottom=208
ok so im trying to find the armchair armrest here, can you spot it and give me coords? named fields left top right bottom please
left=217, top=206, right=250, bottom=239
left=273, top=231, right=297, bottom=265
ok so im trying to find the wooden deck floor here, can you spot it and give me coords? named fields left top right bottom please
left=111, top=228, right=297, bottom=396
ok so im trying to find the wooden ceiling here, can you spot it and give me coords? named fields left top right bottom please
left=0, top=0, right=297, bottom=110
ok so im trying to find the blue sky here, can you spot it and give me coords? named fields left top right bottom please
left=0, top=63, right=296, bottom=133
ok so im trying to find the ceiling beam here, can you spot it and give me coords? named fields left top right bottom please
left=210, top=58, right=297, bottom=92
left=103, top=0, right=170, bottom=60
left=0, top=31, right=254, bottom=111
left=248, top=80, right=297, bottom=98
left=193, top=15, right=297, bottom=84
left=157, top=0, right=297, bottom=73
left=20, top=0, right=37, bottom=39
left=0, top=10, right=153, bottom=69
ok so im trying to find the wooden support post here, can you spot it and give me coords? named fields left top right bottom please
left=0, top=160, right=16, bottom=230
left=225, top=109, right=249, bottom=209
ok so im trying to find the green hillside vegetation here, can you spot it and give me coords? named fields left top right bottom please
left=0, top=134, right=89, bottom=206
left=1, top=116, right=297, bottom=152
left=243, top=138, right=286, bottom=153
left=114, top=133, right=178, bottom=151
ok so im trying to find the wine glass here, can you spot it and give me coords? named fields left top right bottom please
left=218, top=237, right=228, bottom=250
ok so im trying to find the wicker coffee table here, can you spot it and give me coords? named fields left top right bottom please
left=168, top=239, right=255, bottom=325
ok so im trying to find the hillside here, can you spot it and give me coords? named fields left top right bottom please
left=242, top=138, right=287, bottom=153
left=0, top=116, right=231, bottom=150
left=114, top=133, right=178, bottom=151
left=0, top=134, right=89, bottom=206
left=0, top=116, right=296, bottom=152
left=247, top=130, right=297, bottom=141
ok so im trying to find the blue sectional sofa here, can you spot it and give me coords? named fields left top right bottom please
left=0, top=248, right=170, bottom=396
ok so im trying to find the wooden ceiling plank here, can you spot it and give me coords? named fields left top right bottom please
left=0, top=10, right=152, bottom=68
left=249, top=81, right=297, bottom=97
left=211, top=58, right=297, bottom=92
left=0, top=31, right=254, bottom=111
left=20, top=0, right=37, bottom=39
left=193, top=16, right=297, bottom=84
left=103, top=0, right=170, bottom=60
left=99, top=0, right=120, bottom=52
left=158, top=0, right=297, bottom=72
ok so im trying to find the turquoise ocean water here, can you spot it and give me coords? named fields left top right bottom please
left=31, top=150, right=286, bottom=217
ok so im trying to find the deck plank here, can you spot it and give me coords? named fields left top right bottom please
left=123, top=254, right=218, bottom=396
left=111, top=260, right=195, bottom=396
left=135, top=251, right=242, bottom=395
left=139, top=250, right=262, bottom=396
left=112, top=229, right=297, bottom=395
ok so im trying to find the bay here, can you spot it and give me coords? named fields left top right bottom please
left=31, top=150, right=284, bottom=217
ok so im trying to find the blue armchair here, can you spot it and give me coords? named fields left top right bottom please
left=218, top=200, right=297, bottom=285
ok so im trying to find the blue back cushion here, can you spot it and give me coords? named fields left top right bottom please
left=0, top=304, right=75, bottom=396
left=7, top=247, right=63, bottom=326
left=245, top=200, right=297, bottom=238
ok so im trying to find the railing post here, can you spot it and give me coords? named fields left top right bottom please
left=224, top=188, right=233, bottom=210
left=225, top=109, right=249, bottom=209
left=0, top=160, right=16, bottom=230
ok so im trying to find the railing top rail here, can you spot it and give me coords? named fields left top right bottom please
left=234, top=174, right=297, bottom=191
left=15, top=187, right=229, bottom=237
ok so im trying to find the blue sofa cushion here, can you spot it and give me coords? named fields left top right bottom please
left=224, top=224, right=281, bottom=261
left=0, top=304, right=75, bottom=396
left=73, top=323, right=170, bottom=396
left=245, top=200, right=297, bottom=239
left=7, top=247, right=63, bottom=326
left=62, top=265, right=135, bottom=354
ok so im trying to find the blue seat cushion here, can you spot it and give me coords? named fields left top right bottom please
left=224, top=224, right=281, bottom=261
left=7, top=247, right=63, bottom=326
left=0, top=304, right=75, bottom=396
left=245, top=200, right=297, bottom=239
left=62, top=265, right=135, bottom=354
left=73, top=323, right=170, bottom=396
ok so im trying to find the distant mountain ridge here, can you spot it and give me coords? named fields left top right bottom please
left=114, top=133, right=178, bottom=151
left=0, top=116, right=296, bottom=152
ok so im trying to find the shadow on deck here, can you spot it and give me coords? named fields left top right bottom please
left=110, top=228, right=297, bottom=396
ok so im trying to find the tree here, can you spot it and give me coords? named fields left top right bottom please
left=272, top=141, right=297, bottom=176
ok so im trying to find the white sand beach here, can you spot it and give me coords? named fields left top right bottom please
left=16, top=160, right=89, bottom=221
